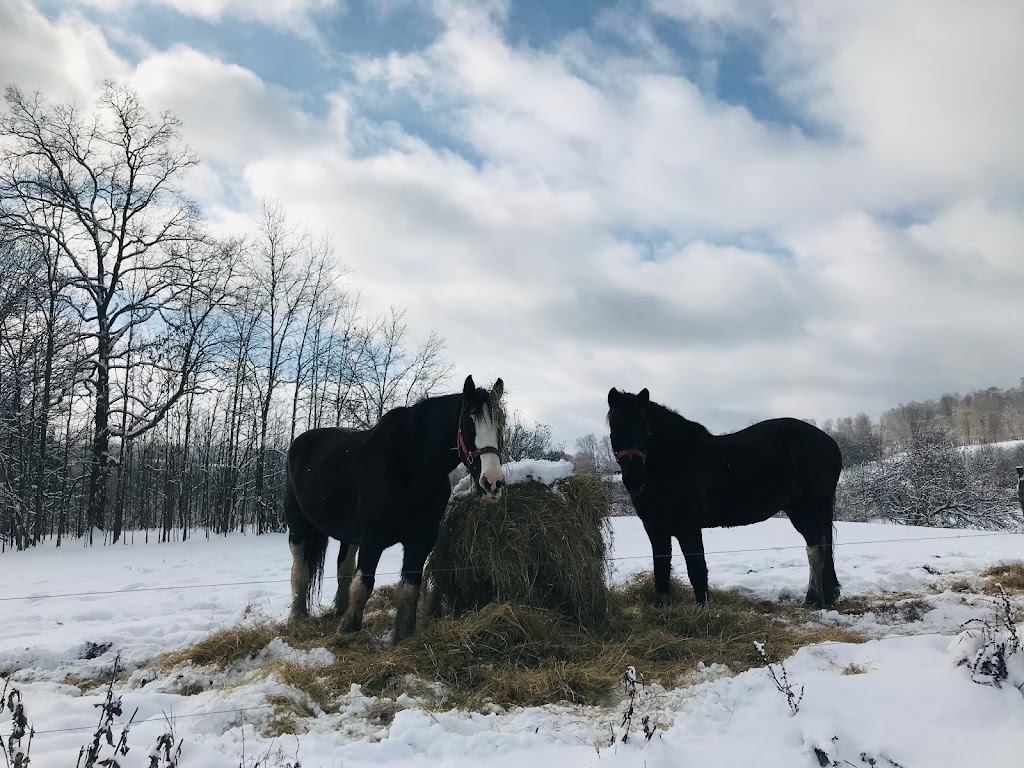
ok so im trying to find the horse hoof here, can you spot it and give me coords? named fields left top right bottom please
left=653, top=592, right=670, bottom=608
left=393, top=628, right=412, bottom=644
left=340, top=613, right=362, bottom=633
left=805, top=594, right=828, bottom=610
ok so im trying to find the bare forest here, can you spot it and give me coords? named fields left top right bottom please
left=0, top=84, right=452, bottom=550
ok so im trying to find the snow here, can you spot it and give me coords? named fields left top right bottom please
left=452, top=458, right=574, bottom=495
left=2, top=517, right=1023, bottom=767
left=962, top=439, right=1024, bottom=454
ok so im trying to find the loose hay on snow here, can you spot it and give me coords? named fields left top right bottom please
left=426, top=473, right=612, bottom=627
left=158, top=574, right=866, bottom=713
left=980, top=562, right=1024, bottom=594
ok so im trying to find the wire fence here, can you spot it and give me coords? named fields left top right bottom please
left=0, top=528, right=1020, bottom=603
left=1, top=530, right=1018, bottom=742
left=1, top=526, right=1020, bottom=741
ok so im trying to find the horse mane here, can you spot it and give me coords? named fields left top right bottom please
left=380, top=390, right=459, bottom=425
left=646, top=399, right=712, bottom=441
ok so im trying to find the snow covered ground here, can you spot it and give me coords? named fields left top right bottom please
left=1, top=516, right=1023, bottom=767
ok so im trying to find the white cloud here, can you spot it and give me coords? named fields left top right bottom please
left=130, top=47, right=324, bottom=168
left=768, top=0, right=1024, bottom=199
left=71, top=0, right=343, bottom=37
left=649, top=0, right=759, bottom=26
left=0, top=2, right=128, bottom=102
left=3, top=0, right=1023, bottom=446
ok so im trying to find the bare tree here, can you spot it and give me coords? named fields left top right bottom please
left=837, top=428, right=1022, bottom=531
left=243, top=201, right=321, bottom=532
left=1, top=87, right=462, bottom=545
left=0, top=82, right=215, bottom=539
left=347, top=307, right=452, bottom=429
left=287, top=236, right=349, bottom=443
left=502, top=409, right=564, bottom=462
left=573, top=433, right=616, bottom=475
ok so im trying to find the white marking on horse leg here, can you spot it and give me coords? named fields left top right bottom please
left=342, top=570, right=371, bottom=632
left=394, top=579, right=421, bottom=642
left=806, top=544, right=825, bottom=605
left=474, top=404, right=505, bottom=495
left=289, top=542, right=310, bottom=620
left=334, top=544, right=357, bottom=615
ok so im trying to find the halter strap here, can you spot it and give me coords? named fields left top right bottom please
left=615, top=448, right=647, bottom=462
left=457, top=399, right=501, bottom=466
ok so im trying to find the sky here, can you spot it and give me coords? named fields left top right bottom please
left=2, top=0, right=1023, bottom=447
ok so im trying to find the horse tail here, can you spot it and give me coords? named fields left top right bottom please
left=305, top=529, right=330, bottom=607
left=284, top=472, right=330, bottom=609
left=825, top=485, right=841, bottom=602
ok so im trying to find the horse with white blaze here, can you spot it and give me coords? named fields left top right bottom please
left=284, top=375, right=505, bottom=641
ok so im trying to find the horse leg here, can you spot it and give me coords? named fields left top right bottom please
left=818, top=524, right=841, bottom=608
left=641, top=519, right=672, bottom=606
left=677, top=527, right=709, bottom=605
left=341, top=539, right=384, bottom=633
left=288, top=538, right=311, bottom=620
left=285, top=485, right=329, bottom=621
left=333, top=542, right=358, bottom=616
left=788, top=503, right=839, bottom=608
left=394, top=539, right=433, bottom=643
left=803, top=537, right=828, bottom=608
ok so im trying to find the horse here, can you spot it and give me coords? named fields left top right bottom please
left=284, top=375, right=506, bottom=642
left=607, top=387, right=843, bottom=609
left=1016, top=466, right=1023, bottom=514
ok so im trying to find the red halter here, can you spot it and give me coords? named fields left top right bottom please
left=615, top=448, right=647, bottom=462
left=457, top=400, right=501, bottom=466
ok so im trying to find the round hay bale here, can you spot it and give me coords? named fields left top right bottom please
left=427, top=466, right=612, bottom=628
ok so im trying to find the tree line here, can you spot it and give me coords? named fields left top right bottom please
left=816, top=381, right=1024, bottom=467
left=0, top=83, right=452, bottom=550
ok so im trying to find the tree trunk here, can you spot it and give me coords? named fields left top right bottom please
left=33, top=291, right=57, bottom=545
left=86, top=323, right=111, bottom=541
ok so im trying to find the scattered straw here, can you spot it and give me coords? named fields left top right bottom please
left=159, top=573, right=866, bottom=713
left=980, top=562, right=1024, bottom=595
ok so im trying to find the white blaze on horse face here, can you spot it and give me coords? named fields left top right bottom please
left=474, top=403, right=504, bottom=495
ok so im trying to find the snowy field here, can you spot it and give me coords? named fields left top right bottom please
left=1, top=516, right=1023, bottom=767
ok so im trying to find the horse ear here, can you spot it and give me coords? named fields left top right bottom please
left=492, top=378, right=504, bottom=399
left=607, top=388, right=621, bottom=408
left=638, top=388, right=650, bottom=406
left=463, top=375, right=475, bottom=399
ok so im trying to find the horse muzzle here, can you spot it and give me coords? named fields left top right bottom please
left=479, top=476, right=505, bottom=503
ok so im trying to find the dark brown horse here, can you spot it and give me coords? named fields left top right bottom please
left=284, top=375, right=505, bottom=641
left=608, top=387, right=843, bottom=608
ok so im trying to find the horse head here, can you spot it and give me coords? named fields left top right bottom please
left=607, top=387, right=651, bottom=492
left=459, top=375, right=506, bottom=503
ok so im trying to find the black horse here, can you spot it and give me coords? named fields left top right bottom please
left=285, top=375, right=506, bottom=641
left=607, top=387, right=843, bottom=609
left=1016, top=466, right=1023, bottom=514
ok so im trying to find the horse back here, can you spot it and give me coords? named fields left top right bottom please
left=724, top=417, right=840, bottom=481
left=701, top=417, right=841, bottom=524
left=286, top=426, right=372, bottom=538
